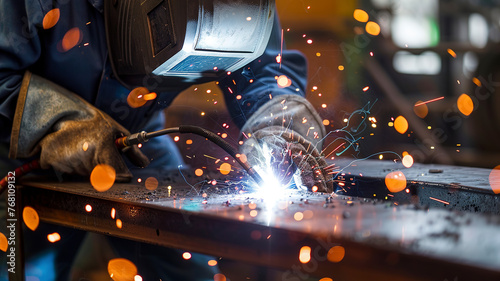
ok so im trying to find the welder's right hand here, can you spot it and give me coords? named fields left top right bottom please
left=9, top=72, right=149, bottom=181
left=239, top=94, right=333, bottom=192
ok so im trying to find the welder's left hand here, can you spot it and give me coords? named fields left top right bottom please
left=241, top=126, right=332, bottom=192
left=239, top=95, right=333, bottom=192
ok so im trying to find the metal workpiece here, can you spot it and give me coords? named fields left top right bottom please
left=334, top=159, right=500, bottom=215
left=18, top=160, right=500, bottom=280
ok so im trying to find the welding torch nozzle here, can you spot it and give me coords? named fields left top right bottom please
left=115, top=131, right=148, bottom=149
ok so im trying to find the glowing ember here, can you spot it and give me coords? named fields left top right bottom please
left=90, top=164, right=116, bottom=192
left=394, top=116, right=408, bottom=134
left=23, top=206, right=39, bottom=231
left=111, top=208, right=116, bottom=219
left=338, top=65, right=345, bottom=71
left=402, top=155, right=414, bottom=168
left=415, top=96, right=444, bottom=107
left=362, top=86, right=369, bottom=92
left=457, top=93, right=474, bottom=116
left=208, top=260, right=218, bottom=266
left=353, top=9, right=369, bottom=22
left=47, top=232, right=61, bottom=243
left=276, top=54, right=282, bottom=64
left=277, top=75, right=292, bottom=88
left=85, top=204, right=92, bottom=212
left=174, top=136, right=180, bottom=142
left=365, top=21, right=380, bottom=36
left=108, top=258, right=138, bottom=281
left=214, top=273, right=227, bottom=281
left=299, top=246, right=311, bottom=263
left=447, top=48, right=457, bottom=58
left=116, top=219, right=123, bottom=229
left=182, top=252, right=192, bottom=260
left=385, top=171, right=407, bottom=193
left=323, top=119, right=330, bottom=126
left=143, top=93, right=157, bottom=101
left=145, top=177, right=159, bottom=191
left=311, top=186, right=318, bottom=192
left=413, top=101, right=429, bottom=118
left=195, top=169, right=204, bottom=177
left=294, top=212, right=304, bottom=221
left=472, top=77, right=482, bottom=87
left=489, top=165, right=500, bottom=194
left=319, top=278, right=333, bottom=281
left=61, top=27, right=82, bottom=51
left=221, top=133, right=228, bottom=139
left=127, top=87, right=150, bottom=108
left=316, top=52, right=321, bottom=57
left=327, top=246, right=345, bottom=263
left=0, top=233, right=7, bottom=252
left=402, top=151, right=409, bottom=157
left=82, top=142, right=89, bottom=152
left=43, top=9, right=60, bottom=29
left=429, top=197, right=450, bottom=205
left=219, top=163, right=231, bottom=175
left=307, top=39, right=313, bottom=44
left=134, top=275, right=143, bottom=281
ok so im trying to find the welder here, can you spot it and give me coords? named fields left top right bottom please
left=0, top=0, right=329, bottom=279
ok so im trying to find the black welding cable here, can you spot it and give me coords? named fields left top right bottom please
left=152, top=125, right=263, bottom=185
left=118, top=125, right=264, bottom=185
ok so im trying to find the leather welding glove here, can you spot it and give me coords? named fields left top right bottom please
left=240, top=95, right=333, bottom=192
left=9, top=72, right=149, bottom=181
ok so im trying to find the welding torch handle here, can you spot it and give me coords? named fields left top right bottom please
left=115, top=125, right=264, bottom=185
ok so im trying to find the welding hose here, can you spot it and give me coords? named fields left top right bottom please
left=116, top=125, right=264, bottom=185
left=0, top=159, right=40, bottom=192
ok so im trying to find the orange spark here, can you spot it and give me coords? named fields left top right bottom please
left=385, top=171, right=407, bottom=193
left=353, top=9, right=369, bottom=22
left=429, top=197, right=449, bottom=205
left=43, top=9, right=60, bottom=29
left=47, top=232, right=61, bottom=243
left=299, top=246, right=311, bottom=263
left=327, top=246, right=345, bottom=263
left=365, top=21, right=380, bottom=36
left=447, top=49, right=457, bottom=58
left=414, top=96, right=444, bottom=106
left=90, top=164, right=116, bottom=192
left=23, top=207, right=39, bottom=231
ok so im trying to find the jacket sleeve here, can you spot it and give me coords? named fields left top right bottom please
left=0, top=0, right=44, bottom=142
left=218, top=13, right=308, bottom=129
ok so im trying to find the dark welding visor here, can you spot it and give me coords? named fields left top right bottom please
left=104, top=0, right=275, bottom=91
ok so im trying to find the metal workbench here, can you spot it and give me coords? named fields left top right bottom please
left=12, top=159, right=500, bottom=280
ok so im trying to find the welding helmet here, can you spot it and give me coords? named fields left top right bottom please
left=104, top=0, right=275, bottom=91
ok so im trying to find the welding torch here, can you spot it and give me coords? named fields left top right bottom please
left=1, top=125, right=264, bottom=192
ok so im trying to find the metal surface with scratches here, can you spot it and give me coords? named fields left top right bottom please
left=17, top=159, right=500, bottom=280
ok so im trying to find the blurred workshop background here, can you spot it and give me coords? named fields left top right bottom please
left=165, top=0, right=500, bottom=170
